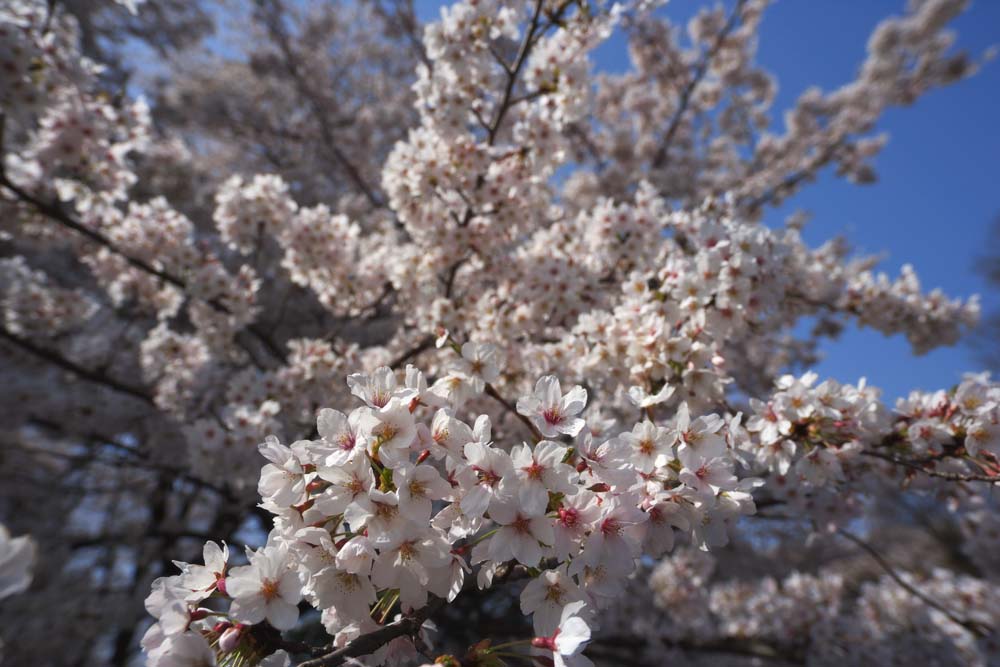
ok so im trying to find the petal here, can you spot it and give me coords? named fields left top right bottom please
left=229, top=595, right=267, bottom=625
left=561, top=385, right=588, bottom=415
left=266, top=599, right=299, bottom=631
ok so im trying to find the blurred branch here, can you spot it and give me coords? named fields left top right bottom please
left=0, top=326, right=154, bottom=405
left=837, top=528, right=994, bottom=637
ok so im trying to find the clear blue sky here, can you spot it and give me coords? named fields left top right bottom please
left=413, top=0, right=999, bottom=399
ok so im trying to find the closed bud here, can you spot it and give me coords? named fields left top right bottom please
left=218, top=624, right=244, bottom=653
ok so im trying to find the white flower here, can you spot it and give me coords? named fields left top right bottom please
left=258, top=436, right=307, bottom=507
left=347, top=366, right=412, bottom=408
left=618, top=421, right=672, bottom=473
left=517, top=376, right=588, bottom=438
left=430, top=408, right=474, bottom=461
left=678, top=445, right=737, bottom=500
left=488, top=496, right=554, bottom=566
left=454, top=341, right=503, bottom=392
left=460, top=437, right=514, bottom=518
left=310, top=568, right=376, bottom=621
left=371, top=524, right=451, bottom=610
left=520, top=568, right=587, bottom=635
left=316, top=408, right=365, bottom=466
left=361, top=397, right=418, bottom=468
left=226, top=544, right=302, bottom=630
left=552, top=491, right=601, bottom=560
left=395, top=464, right=452, bottom=522
left=335, top=536, right=375, bottom=574
left=511, top=440, right=578, bottom=516
left=344, top=489, right=405, bottom=542
left=532, top=600, right=593, bottom=667
left=176, top=541, right=229, bottom=600
left=152, top=631, right=217, bottom=667
left=674, top=402, right=726, bottom=459
left=574, top=495, right=646, bottom=573
left=314, top=453, right=376, bottom=516
left=626, top=382, right=675, bottom=408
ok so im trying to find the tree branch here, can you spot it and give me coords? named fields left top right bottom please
left=0, top=326, right=154, bottom=405
left=862, top=450, right=999, bottom=484
left=296, top=598, right=443, bottom=667
left=837, top=528, right=993, bottom=637
left=650, top=0, right=748, bottom=169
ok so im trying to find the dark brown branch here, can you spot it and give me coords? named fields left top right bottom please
left=486, top=0, right=548, bottom=147
left=485, top=382, right=545, bottom=442
left=0, top=172, right=186, bottom=290
left=862, top=450, right=999, bottom=484
left=0, top=173, right=285, bottom=363
left=388, top=335, right=435, bottom=370
left=650, top=0, right=748, bottom=169
left=297, top=598, right=443, bottom=667
left=255, top=0, right=385, bottom=209
left=0, top=326, right=154, bottom=405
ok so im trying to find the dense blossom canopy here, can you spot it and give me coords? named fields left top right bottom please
left=0, top=0, right=997, bottom=666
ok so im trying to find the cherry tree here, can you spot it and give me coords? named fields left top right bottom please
left=0, top=0, right=997, bottom=666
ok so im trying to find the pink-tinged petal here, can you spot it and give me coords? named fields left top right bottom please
left=555, top=616, right=591, bottom=655
left=560, top=417, right=586, bottom=438
left=266, top=599, right=299, bottom=630
left=519, top=481, right=549, bottom=517
left=225, top=569, right=260, bottom=598
left=561, top=385, right=588, bottom=415
left=278, top=570, right=302, bottom=604
left=229, top=595, right=266, bottom=625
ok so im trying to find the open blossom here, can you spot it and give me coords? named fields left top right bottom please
left=347, top=366, right=407, bottom=408
left=487, top=495, right=555, bottom=566
left=152, top=631, right=217, bottom=667
left=454, top=341, right=503, bottom=392
left=362, top=397, right=418, bottom=468
left=257, top=436, right=308, bottom=507
left=618, top=420, right=673, bottom=473
left=226, top=543, right=302, bottom=630
left=517, top=376, right=589, bottom=438
left=678, top=444, right=738, bottom=500
left=460, top=436, right=514, bottom=518
left=315, top=407, right=366, bottom=466
left=521, top=568, right=588, bottom=635
left=371, top=524, right=451, bottom=610
left=626, top=382, right=676, bottom=408
left=394, top=463, right=452, bottom=522
left=176, top=541, right=229, bottom=600
left=511, top=440, right=578, bottom=515
left=532, top=601, right=593, bottom=667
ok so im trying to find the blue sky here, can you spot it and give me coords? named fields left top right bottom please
left=413, top=0, right=999, bottom=399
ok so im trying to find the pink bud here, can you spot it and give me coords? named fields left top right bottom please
left=531, top=636, right=557, bottom=650
left=218, top=624, right=243, bottom=653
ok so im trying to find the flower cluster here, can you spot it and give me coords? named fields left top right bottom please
left=145, top=357, right=755, bottom=665
left=0, top=0, right=994, bottom=664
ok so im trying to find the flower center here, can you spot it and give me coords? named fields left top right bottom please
left=542, top=407, right=564, bottom=426
left=260, top=578, right=279, bottom=601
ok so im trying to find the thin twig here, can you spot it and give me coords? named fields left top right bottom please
left=837, top=528, right=993, bottom=637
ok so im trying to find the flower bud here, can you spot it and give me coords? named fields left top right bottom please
left=218, top=624, right=244, bottom=653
